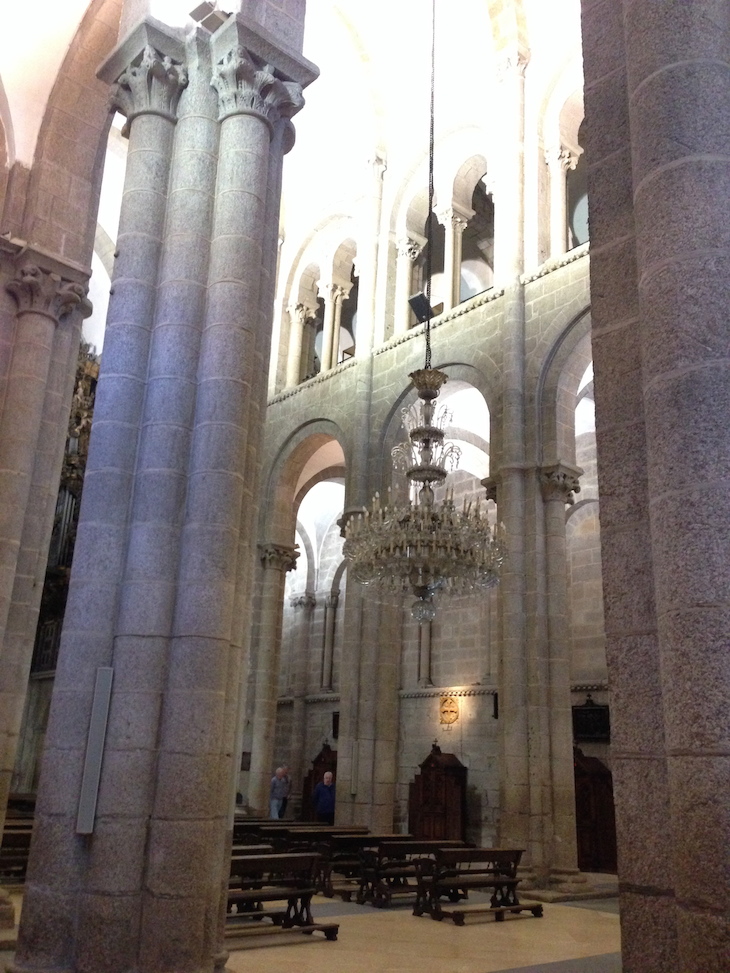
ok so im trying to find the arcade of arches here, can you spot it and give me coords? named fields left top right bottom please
left=0, top=1, right=728, bottom=972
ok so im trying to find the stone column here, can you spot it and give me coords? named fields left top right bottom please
left=0, top=264, right=85, bottom=658
left=355, top=154, right=386, bottom=356
left=539, top=464, right=582, bottom=879
left=0, top=256, right=87, bottom=929
left=248, top=544, right=299, bottom=815
left=13, top=22, right=190, bottom=973
left=393, top=237, right=423, bottom=335
left=285, top=302, right=315, bottom=388
left=580, top=2, right=675, bottom=969
left=546, top=145, right=578, bottom=258
left=317, top=280, right=338, bottom=372
left=0, top=267, right=89, bottom=825
left=417, top=620, right=433, bottom=688
left=321, top=592, right=339, bottom=690
left=625, top=2, right=729, bottom=968
left=490, top=48, right=531, bottom=863
left=436, top=205, right=471, bottom=311
left=289, top=592, right=315, bottom=807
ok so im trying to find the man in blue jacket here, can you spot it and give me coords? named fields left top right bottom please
left=312, top=771, right=335, bottom=825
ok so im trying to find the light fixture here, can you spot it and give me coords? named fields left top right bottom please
left=342, top=1, right=505, bottom=621
left=189, top=1, right=230, bottom=32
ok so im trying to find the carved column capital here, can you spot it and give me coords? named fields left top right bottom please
left=325, top=592, right=340, bottom=610
left=397, top=238, right=423, bottom=261
left=6, top=264, right=86, bottom=321
left=539, top=464, right=583, bottom=504
left=290, top=592, right=316, bottom=611
left=545, top=144, right=579, bottom=172
left=211, top=47, right=304, bottom=128
left=259, top=543, right=299, bottom=572
left=436, top=206, right=471, bottom=234
left=109, top=45, right=188, bottom=126
left=287, top=302, right=317, bottom=327
left=495, top=48, right=530, bottom=83
left=481, top=476, right=498, bottom=505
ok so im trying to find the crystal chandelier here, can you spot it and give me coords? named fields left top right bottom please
left=342, top=1, right=505, bottom=622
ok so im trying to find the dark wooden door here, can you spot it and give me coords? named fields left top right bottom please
left=574, top=748, right=617, bottom=872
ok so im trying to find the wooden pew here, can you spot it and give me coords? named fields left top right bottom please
left=314, top=833, right=411, bottom=899
left=0, top=818, right=33, bottom=883
left=357, top=839, right=467, bottom=908
left=226, top=852, right=338, bottom=940
left=413, top=847, right=544, bottom=924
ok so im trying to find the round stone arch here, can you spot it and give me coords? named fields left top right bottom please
left=258, top=419, right=348, bottom=547
left=377, top=360, right=494, bottom=494
left=23, top=0, right=122, bottom=267
left=536, top=305, right=592, bottom=468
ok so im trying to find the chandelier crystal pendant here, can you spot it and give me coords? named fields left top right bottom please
left=342, top=0, right=505, bottom=621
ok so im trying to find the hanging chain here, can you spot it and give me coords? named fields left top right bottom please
left=424, top=0, right=436, bottom=371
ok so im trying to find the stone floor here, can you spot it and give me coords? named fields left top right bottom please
left=0, top=885, right=622, bottom=973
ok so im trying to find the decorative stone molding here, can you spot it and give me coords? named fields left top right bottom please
left=397, top=238, right=423, bottom=261
left=109, top=45, right=188, bottom=125
left=258, top=543, right=299, bottom=572
left=540, top=464, right=583, bottom=505
left=521, top=242, right=589, bottom=283
left=6, top=264, right=86, bottom=320
left=400, top=686, right=497, bottom=699
left=325, top=593, right=339, bottom=610
left=571, top=683, right=608, bottom=693
left=211, top=47, right=304, bottom=127
left=304, top=693, right=341, bottom=704
left=290, top=592, right=316, bottom=610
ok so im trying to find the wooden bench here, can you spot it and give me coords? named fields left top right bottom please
left=226, top=852, right=338, bottom=940
left=414, top=848, right=544, bottom=924
left=357, top=840, right=466, bottom=908
left=315, top=833, right=411, bottom=899
left=0, top=819, right=33, bottom=883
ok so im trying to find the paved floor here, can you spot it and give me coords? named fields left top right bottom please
left=223, top=892, right=621, bottom=973
left=0, top=889, right=622, bottom=973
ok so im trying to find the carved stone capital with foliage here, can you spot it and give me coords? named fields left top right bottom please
left=539, top=464, right=582, bottom=504
left=290, top=592, right=316, bottom=611
left=6, top=264, right=86, bottom=321
left=212, top=47, right=304, bottom=128
left=110, top=45, right=188, bottom=126
left=397, top=238, right=423, bottom=261
left=259, top=543, right=299, bottom=573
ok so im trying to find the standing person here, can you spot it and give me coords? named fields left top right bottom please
left=312, top=771, right=336, bottom=825
left=278, top=765, right=291, bottom=819
left=269, top=767, right=288, bottom=819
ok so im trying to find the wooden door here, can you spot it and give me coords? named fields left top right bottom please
left=574, top=748, right=617, bottom=872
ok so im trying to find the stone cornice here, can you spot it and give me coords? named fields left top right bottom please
left=210, top=13, right=319, bottom=88
left=304, top=693, right=341, bottom=705
left=0, top=236, right=91, bottom=283
left=521, top=243, right=589, bottom=283
left=399, top=686, right=497, bottom=700
left=572, top=683, right=608, bottom=693
left=267, top=355, right=357, bottom=405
